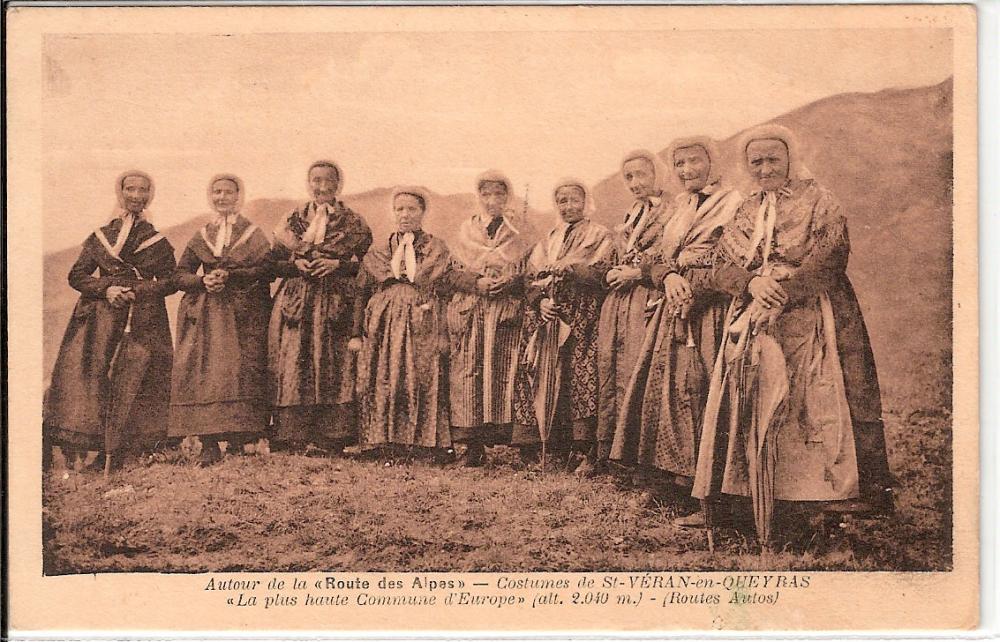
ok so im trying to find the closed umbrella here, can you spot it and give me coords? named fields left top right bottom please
left=102, top=266, right=150, bottom=476
left=739, top=328, right=787, bottom=548
left=524, top=278, right=571, bottom=472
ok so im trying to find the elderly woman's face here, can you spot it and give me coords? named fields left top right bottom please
left=622, top=158, right=656, bottom=200
left=555, top=185, right=587, bottom=224
left=121, top=175, right=152, bottom=214
left=309, top=165, right=340, bottom=205
left=746, top=139, right=790, bottom=191
left=674, top=145, right=711, bottom=193
left=211, top=179, right=240, bottom=215
left=478, top=181, right=509, bottom=219
left=393, top=193, right=426, bottom=233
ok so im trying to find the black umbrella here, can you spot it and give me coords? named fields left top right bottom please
left=103, top=267, right=149, bottom=476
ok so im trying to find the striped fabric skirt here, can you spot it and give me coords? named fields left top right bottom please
left=446, top=292, right=523, bottom=430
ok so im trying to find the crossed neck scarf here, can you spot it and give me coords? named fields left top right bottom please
left=390, top=231, right=419, bottom=282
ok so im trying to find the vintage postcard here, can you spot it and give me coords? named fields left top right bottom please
left=5, top=3, right=978, bottom=636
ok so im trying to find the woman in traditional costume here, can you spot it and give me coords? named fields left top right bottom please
left=593, top=150, right=670, bottom=476
left=511, top=179, right=614, bottom=470
left=45, top=170, right=176, bottom=469
left=446, top=171, right=530, bottom=466
left=267, top=160, right=373, bottom=455
left=352, top=186, right=456, bottom=461
left=169, top=174, right=273, bottom=463
left=692, top=124, right=894, bottom=546
left=608, top=138, right=742, bottom=522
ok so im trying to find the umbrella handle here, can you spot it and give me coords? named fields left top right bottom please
left=123, top=302, right=135, bottom=334
left=702, top=498, right=715, bottom=554
left=122, top=263, right=142, bottom=334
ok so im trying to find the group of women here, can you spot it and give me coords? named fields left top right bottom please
left=45, top=124, right=895, bottom=542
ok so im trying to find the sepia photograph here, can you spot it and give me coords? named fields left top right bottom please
left=6, top=2, right=979, bottom=634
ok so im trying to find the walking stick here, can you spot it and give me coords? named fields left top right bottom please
left=683, top=318, right=715, bottom=551
left=702, top=498, right=715, bottom=554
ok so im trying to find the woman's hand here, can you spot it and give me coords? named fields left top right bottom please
left=204, top=269, right=228, bottom=293
left=768, top=265, right=793, bottom=282
left=672, top=298, right=693, bottom=320
left=539, top=298, right=561, bottom=322
left=488, top=276, right=510, bottom=296
left=664, top=272, right=692, bottom=307
left=309, top=258, right=340, bottom=278
left=347, top=337, right=363, bottom=353
left=543, top=263, right=565, bottom=277
left=203, top=271, right=222, bottom=292
left=747, top=299, right=779, bottom=334
left=105, top=285, right=135, bottom=308
left=607, top=266, right=641, bottom=290
left=747, top=275, right=788, bottom=309
left=294, top=257, right=314, bottom=275
left=475, top=276, right=495, bottom=295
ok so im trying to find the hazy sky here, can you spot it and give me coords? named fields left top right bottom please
left=43, top=28, right=951, bottom=251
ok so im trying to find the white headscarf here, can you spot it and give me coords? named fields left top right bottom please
left=108, top=169, right=155, bottom=256
left=389, top=185, right=431, bottom=282
left=618, top=150, right=668, bottom=253
left=736, top=123, right=813, bottom=185
left=205, top=173, right=245, bottom=256
left=551, top=177, right=595, bottom=215
left=735, top=124, right=812, bottom=272
left=300, top=159, right=346, bottom=246
left=475, top=169, right=513, bottom=200
left=114, top=169, right=156, bottom=213
left=657, top=135, right=743, bottom=264
left=306, top=159, right=346, bottom=196
left=475, top=169, right=521, bottom=235
left=620, top=148, right=669, bottom=193
left=664, top=136, right=724, bottom=192
left=544, top=178, right=595, bottom=262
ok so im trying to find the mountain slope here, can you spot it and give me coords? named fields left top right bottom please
left=591, top=78, right=953, bottom=411
left=42, top=190, right=542, bottom=380
left=43, top=79, right=954, bottom=413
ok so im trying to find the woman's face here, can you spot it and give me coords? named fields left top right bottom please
left=555, top=185, right=587, bottom=224
left=121, top=175, right=151, bottom=214
left=309, top=165, right=340, bottom=205
left=622, top=158, right=656, bottom=200
left=211, top=179, right=240, bottom=215
left=478, top=181, right=509, bottom=219
left=746, top=139, right=790, bottom=191
left=673, top=145, right=711, bottom=193
left=393, top=193, right=426, bottom=233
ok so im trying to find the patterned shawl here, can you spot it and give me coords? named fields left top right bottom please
left=660, top=181, right=743, bottom=268
left=451, top=212, right=529, bottom=278
left=526, top=218, right=614, bottom=277
left=718, top=179, right=840, bottom=273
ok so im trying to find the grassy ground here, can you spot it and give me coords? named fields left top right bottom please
left=42, top=404, right=951, bottom=574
